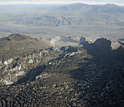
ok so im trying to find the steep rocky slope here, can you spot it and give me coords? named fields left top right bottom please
left=0, top=36, right=124, bottom=107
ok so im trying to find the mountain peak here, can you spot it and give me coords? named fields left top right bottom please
left=8, top=34, right=29, bottom=41
left=0, top=34, right=51, bottom=60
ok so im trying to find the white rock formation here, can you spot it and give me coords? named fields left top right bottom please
left=111, top=41, right=121, bottom=50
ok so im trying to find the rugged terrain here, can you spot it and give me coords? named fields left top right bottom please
left=0, top=34, right=124, bottom=107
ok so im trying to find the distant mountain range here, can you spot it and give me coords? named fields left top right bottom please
left=0, top=3, right=124, bottom=26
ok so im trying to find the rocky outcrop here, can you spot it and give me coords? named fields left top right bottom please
left=0, top=47, right=62, bottom=85
left=111, top=40, right=121, bottom=50
left=60, top=46, right=78, bottom=53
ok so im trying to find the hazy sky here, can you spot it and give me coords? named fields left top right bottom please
left=0, top=0, right=124, bottom=6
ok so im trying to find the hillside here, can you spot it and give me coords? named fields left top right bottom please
left=0, top=34, right=51, bottom=60
left=0, top=35, right=124, bottom=106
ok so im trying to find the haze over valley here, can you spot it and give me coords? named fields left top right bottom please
left=0, top=3, right=124, bottom=45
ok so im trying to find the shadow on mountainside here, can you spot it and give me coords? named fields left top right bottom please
left=70, top=38, right=124, bottom=80
left=14, top=65, right=46, bottom=84
left=69, top=38, right=124, bottom=107
left=82, top=38, right=124, bottom=65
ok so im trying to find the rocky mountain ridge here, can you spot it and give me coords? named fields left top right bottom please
left=0, top=35, right=123, bottom=85
left=0, top=35, right=124, bottom=107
